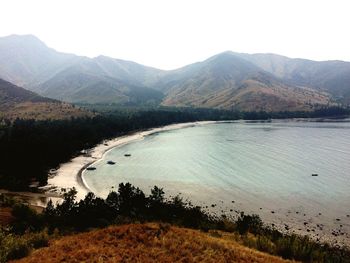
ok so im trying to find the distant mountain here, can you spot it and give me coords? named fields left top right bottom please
left=0, top=35, right=164, bottom=105
left=0, top=34, right=78, bottom=87
left=157, top=52, right=332, bottom=111
left=0, top=34, right=348, bottom=111
left=0, top=78, right=91, bottom=120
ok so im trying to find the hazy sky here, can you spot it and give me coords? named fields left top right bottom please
left=1, top=0, right=350, bottom=69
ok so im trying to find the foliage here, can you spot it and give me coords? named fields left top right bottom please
left=236, top=212, right=263, bottom=235
left=0, top=229, right=49, bottom=263
left=10, top=204, right=44, bottom=234
left=3, top=183, right=350, bottom=262
left=0, top=194, right=15, bottom=207
left=43, top=183, right=215, bottom=232
left=235, top=229, right=350, bottom=263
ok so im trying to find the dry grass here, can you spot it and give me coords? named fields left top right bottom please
left=162, top=77, right=333, bottom=112
left=12, top=223, right=295, bottom=263
left=1, top=101, right=94, bottom=120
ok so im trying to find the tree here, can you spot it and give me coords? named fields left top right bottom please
left=150, top=186, right=165, bottom=203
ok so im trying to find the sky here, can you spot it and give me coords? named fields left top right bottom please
left=1, top=0, right=350, bottom=69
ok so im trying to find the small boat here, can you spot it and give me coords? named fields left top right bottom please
left=124, top=154, right=131, bottom=157
left=312, top=173, right=318, bottom=176
left=107, top=161, right=116, bottom=165
left=86, top=167, right=96, bottom=171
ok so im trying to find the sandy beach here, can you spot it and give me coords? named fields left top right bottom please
left=45, top=121, right=218, bottom=200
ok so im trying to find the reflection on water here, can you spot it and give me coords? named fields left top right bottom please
left=84, top=120, right=350, bottom=245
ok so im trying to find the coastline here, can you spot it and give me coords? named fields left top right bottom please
left=45, top=120, right=220, bottom=200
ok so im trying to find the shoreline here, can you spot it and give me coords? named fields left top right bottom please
left=32, top=116, right=350, bottom=201
left=45, top=120, right=220, bottom=200
left=3, top=118, right=349, bottom=247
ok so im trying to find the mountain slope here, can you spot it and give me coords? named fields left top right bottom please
left=0, top=34, right=78, bottom=88
left=0, top=35, right=164, bottom=105
left=93, top=55, right=164, bottom=86
left=235, top=52, right=350, bottom=104
left=13, top=223, right=292, bottom=263
left=0, top=79, right=91, bottom=120
left=159, top=52, right=332, bottom=111
left=37, top=64, right=164, bottom=104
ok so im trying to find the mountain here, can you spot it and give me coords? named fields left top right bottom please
left=37, top=63, right=164, bottom=104
left=13, top=223, right=291, bottom=263
left=0, top=34, right=78, bottom=88
left=0, top=35, right=164, bottom=105
left=92, top=55, right=164, bottom=87
left=234, top=52, right=350, bottom=104
left=0, top=34, right=348, bottom=111
left=157, top=52, right=332, bottom=111
left=0, top=78, right=91, bottom=120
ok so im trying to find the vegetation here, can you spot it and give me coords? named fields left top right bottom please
left=12, top=223, right=292, bottom=263
left=2, top=184, right=350, bottom=262
left=0, top=229, right=49, bottom=262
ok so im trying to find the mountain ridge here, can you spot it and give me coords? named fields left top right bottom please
left=0, top=34, right=348, bottom=111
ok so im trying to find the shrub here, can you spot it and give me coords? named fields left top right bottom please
left=11, top=204, right=44, bottom=233
left=236, top=212, right=263, bottom=234
left=0, top=229, right=49, bottom=262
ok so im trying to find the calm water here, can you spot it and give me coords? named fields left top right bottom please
left=83, top=120, right=350, bottom=243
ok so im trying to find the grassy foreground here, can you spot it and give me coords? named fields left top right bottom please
left=11, top=223, right=293, bottom=263
left=1, top=184, right=350, bottom=262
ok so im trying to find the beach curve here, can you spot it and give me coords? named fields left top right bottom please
left=45, top=121, right=219, bottom=200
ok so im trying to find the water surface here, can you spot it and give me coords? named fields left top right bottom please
left=84, top=120, right=350, bottom=245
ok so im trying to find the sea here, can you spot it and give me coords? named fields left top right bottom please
left=83, top=119, right=350, bottom=245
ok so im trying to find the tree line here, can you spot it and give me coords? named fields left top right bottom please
left=0, top=106, right=349, bottom=190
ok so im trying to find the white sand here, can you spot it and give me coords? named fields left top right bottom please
left=45, top=121, right=218, bottom=200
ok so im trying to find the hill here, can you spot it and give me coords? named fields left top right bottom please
left=12, top=223, right=292, bottom=263
left=0, top=78, right=92, bottom=120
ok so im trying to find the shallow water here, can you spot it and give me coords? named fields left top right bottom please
left=83, top=120, right=350, bottom=245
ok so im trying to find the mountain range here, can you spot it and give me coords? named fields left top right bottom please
left=1, top=34, right=349, bottom=111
